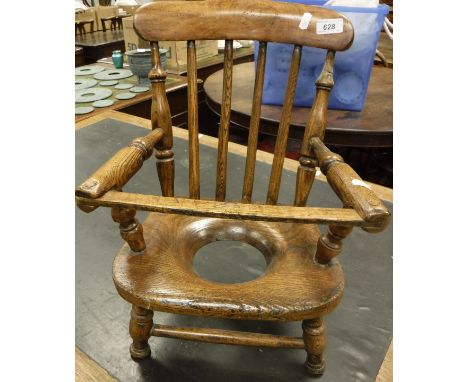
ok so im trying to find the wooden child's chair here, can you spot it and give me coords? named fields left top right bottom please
left=76, top=0, right=390, bottom=377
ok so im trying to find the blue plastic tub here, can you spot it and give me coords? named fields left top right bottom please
left=255, top=0, right=389, bottom=111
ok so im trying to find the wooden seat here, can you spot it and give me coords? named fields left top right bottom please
left=113, top=213, right=344, bottom=321
left=76, top=0, right=390, bottom=377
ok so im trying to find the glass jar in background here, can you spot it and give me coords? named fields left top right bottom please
left=112, top=50, right=124, bottom=69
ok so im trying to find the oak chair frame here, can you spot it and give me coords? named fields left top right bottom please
left=76, top=0, right=390, bottom=377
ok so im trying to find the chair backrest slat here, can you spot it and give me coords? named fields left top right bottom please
left=215, top=39, right=234, bottom=202
left=187, top=40, right=200, bottom=199
left=266, top=45, right=302, bottom=205
left=241, top=41, right=267, bottom=203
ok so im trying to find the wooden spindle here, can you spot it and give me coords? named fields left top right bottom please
left=111, top=205, right=146, bottom=252
left=187, top=40, right=200, bottom=199
left=215, top=39, right=234, bottom=202
left=151, top=324, right=305, bottom=349
left=242, top=41, right=267, bottom=203
left=294, top=50, right=335, bottom=207
left=149, top=41, right=174, bottom=197
left=315, top=224, right=353, bottom=264
left=294, top=156, right=318, bottom=207
left=304, top=50, right=335, bottom=141
left=266, top=45, right=302, bottom=205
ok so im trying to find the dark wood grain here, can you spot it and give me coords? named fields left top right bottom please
left=75, top=47, right=85, bottom=68
left=134, top=0, right=354, bottom=51
left=75, top=30, right=124, bottom=48
left=204, top=63, right=393, bottom=148
left=75, top=30, right=125, bottom=64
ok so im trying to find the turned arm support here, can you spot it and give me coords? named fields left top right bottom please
left=309, top=137, right=390, bottom=232
left=75, top=128, right=165, bottom=200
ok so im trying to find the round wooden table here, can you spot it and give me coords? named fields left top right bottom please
left=204, top=62, right=392, bottom=148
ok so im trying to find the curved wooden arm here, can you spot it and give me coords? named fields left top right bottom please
left=309, top=137, right=390, bottom=232
left=76, top=128, right=164, bottom=199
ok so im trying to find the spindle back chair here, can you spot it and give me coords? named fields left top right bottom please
left=76, top=0, right=390, bottom=377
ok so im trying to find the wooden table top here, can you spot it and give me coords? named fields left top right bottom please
left=204, top=62, right=393, bottom=148
left=75, top=30, right=124, bottom=48
left=75, top=63, right=190, bottom=123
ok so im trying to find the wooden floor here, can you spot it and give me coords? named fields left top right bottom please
left=75, top=347, right=117, bottom=382
left=376, top=341, right=393, bottom=382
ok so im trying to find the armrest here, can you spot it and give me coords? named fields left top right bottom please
left=75, top=190, right=368, bottom=226
left=309, top=137, right=390, bottom=232
left=75, top=128, right=164, bottom=199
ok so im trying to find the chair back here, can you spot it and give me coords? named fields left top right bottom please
left=134, top=0, right=354, bottom=206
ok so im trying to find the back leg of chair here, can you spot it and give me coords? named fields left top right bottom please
left=129, top=305, right=154, bottom=360
left=302, top=317, right=326, bottom=377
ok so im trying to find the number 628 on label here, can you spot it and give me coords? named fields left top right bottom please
left=316, top=18, right=344, bottom=34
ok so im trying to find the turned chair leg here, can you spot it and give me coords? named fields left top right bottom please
left=302, top=317, right=326, bottom=377
left=129, top=305, right=154, bottom=360
left=111, top=206, right=146, bottom=253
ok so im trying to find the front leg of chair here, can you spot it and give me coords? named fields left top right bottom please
left=302, top=317, right=326, bottom=377
left=129, top=305, right=153, bottom=360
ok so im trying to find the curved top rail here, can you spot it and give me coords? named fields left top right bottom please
left=134, top=0, right=354, bottom=51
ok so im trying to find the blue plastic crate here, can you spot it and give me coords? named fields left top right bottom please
left=255, top=0, right=389, bottom=111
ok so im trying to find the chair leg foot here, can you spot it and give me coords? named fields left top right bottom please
left=305, top=357, right=325, bottom=377
left=129, top=305, right=153, bottom=361
left=130, top=343, right=151, bottom=361
left=303, top=317, right=326, bottom=377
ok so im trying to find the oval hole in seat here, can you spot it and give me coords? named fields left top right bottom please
left=193, top=240, right=267, bottom=284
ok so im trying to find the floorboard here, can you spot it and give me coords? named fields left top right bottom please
left=75, top=347, right=117, bottom=382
